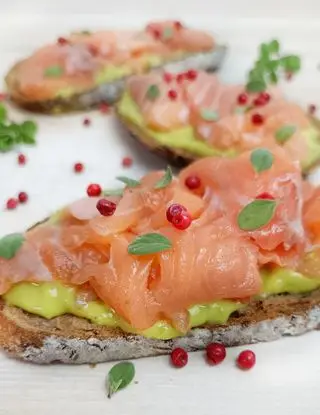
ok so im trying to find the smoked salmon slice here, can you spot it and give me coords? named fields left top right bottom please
left=0, top=149, right=319, bottom=330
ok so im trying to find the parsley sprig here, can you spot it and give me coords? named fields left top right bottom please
left=0, top=103, right=37, bottom=152
left=246, top=39, right=301, bottom=93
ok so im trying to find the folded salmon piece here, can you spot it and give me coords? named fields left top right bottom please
left=1, top=148, right=320, bottom=330
left=5, top=21, right=226, bottom=113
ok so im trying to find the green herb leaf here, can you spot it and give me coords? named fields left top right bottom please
left=280, top=55, right=301, bottom=73
left=200, top=108, right=219, bottom=121
left=238, top=200, right=277, bottom=231
left=0, top=124, right=17, bottom=152
left=116, top=176, right=141, bottom=188
left=44, top=65, right=63, bottom=77
left=250, top=148, right=274, bottom=173
left=103, top=188, right=124, bottom=197
left=0, top=104, right=7, bottom=123
left=162, top=27, right=173, bottom=40
left=268, top=39, right=280, bottom=54
left=269, top=71, right=278, bottom=84
left=146, top=84, right=160, bottom=101
left=275, top=124, right=296, bottom=144
left=260, top=43, right=270, bottom=62
left=266, top=59, right=279, bottom=71
left=154, top=166, right=173, bottom=189
left=246, top=80, right=266, bottom=93
left=128, top=233, right=172, bottom=255
left=20, top=120, right=37, bottom=144
left=0, top=233, right=25, bottom=259
left=107, top=362, right=135, bottom=399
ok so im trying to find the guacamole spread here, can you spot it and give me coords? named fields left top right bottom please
left=3, top=268, right=320, bottom=340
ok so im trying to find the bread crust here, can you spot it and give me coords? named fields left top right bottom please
left=5, top=47, right=227, bottom=114
left=1, top=291, right=319, bottom=364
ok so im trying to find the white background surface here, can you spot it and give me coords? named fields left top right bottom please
left=0, top=4, right=320, bottom=415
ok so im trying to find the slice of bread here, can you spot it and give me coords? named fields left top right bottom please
left=1, top=290, right=319, bottom=364
left=5, top=46, right=227, bottom=114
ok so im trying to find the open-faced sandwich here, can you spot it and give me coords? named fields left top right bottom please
left=0, top=146, right=319, bottom=364
left=5, top=21, right=225, bottom=113
left=116, top=40, right=320, bottom=174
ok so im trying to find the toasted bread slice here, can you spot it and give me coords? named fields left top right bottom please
left=1, top=216, right=320, bottom=365
left=0, top=291, right=319, bottom=364
left=116, top=108, right=320, bottom=174
left=5, top=47, right=227, bottom=114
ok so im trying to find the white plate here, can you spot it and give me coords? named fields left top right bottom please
left=0, top=13, right=319, bottom=415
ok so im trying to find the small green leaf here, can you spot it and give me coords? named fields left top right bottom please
left=266, top=59, right=279, bottom=71
left=0, top=124, right=17, bottom=152
left=250, top=148, right=274, bottom=173
left=162, top=27, right=173, bottom=40
left=280, top=55, right=301, bottom=73
left=20, top=120, right=37, bottom=144
left=146, top=84, right=160, bottom=101
left=0, top=233, right=25, bottom=259
left=259, top=43, right=270, bottom=62
left=269, top=71, right=278, bottom=84
left=0, top=104, right=7, bottom=123
left=275, top=124, right=296, bottom=144
left=238, top=200, right=277, bottom=231
left=200, top=108, right=219, bottom=122
left=116, top=176, right=141, bottom=188
left=246, top=80, right=267, bottom=93
left=103, top=188, right=124, bottom=197
left=128, top=233, right=172, bottom=255
left=268, top=39, right=280, bottom=54
left=107, top=362, right=135, bottom=399
left=44, top=65, right=63, bottom=77
left=154, top=166, right=173, bottom=189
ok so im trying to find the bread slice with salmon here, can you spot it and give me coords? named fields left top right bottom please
left=5, top=21, right=226, bottom=114
left=1, top=147, right=320, bottom=364
left=115, top=70, right=320, bottom=174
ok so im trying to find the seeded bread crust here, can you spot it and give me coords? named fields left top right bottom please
left=0, top=290, right=319, bottom=364
left=116, top=106, right=320, bottom=172
left=5, top=46, right=227, bottom=114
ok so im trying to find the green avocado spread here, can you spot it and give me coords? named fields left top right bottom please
left=3, top=268, right=320, bottom=340
left=117, top=92, right=320, bottom=170
left=55, top=53, right=182, bottom=99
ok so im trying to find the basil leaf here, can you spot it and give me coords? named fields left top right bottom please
left=0, top=124, right=17, bottom=152
left=268, top=39, right=280, bottom=54
left=154, top=166, right=173, bottom=189
left=0, top=233, right=25, bottom=259
left=44, top=65, right=63, bottom=77
left=269, top=71, right=278, bottom=84
left=107, top=362, right=135, bottom=399
left=260, top=43, right=269, bottom=62
left=250, top=148, right=274, bottom=173
left=146, top=84, right=160, bottom=101
left=116, top=176, right=141, bottom=188
left=266, top=59, right=279, bottom=71
left=237, top=200, right=277, bottom=231
left=280, top=55, right=301, bottom=73
left=200, top=108, right=219, bottom=122
left=275, top=125, right=296, bottom=144
left=103, top=188, right=124, bottom=197
left=246, top=80, right=266, bottom=93
left=162, top=27, right=173, bottom=40
left=0, top=104, right=7, bottom=123
left=20, top=120, right=37, bottom=144
left=128, top=233, right=172, bottom=255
